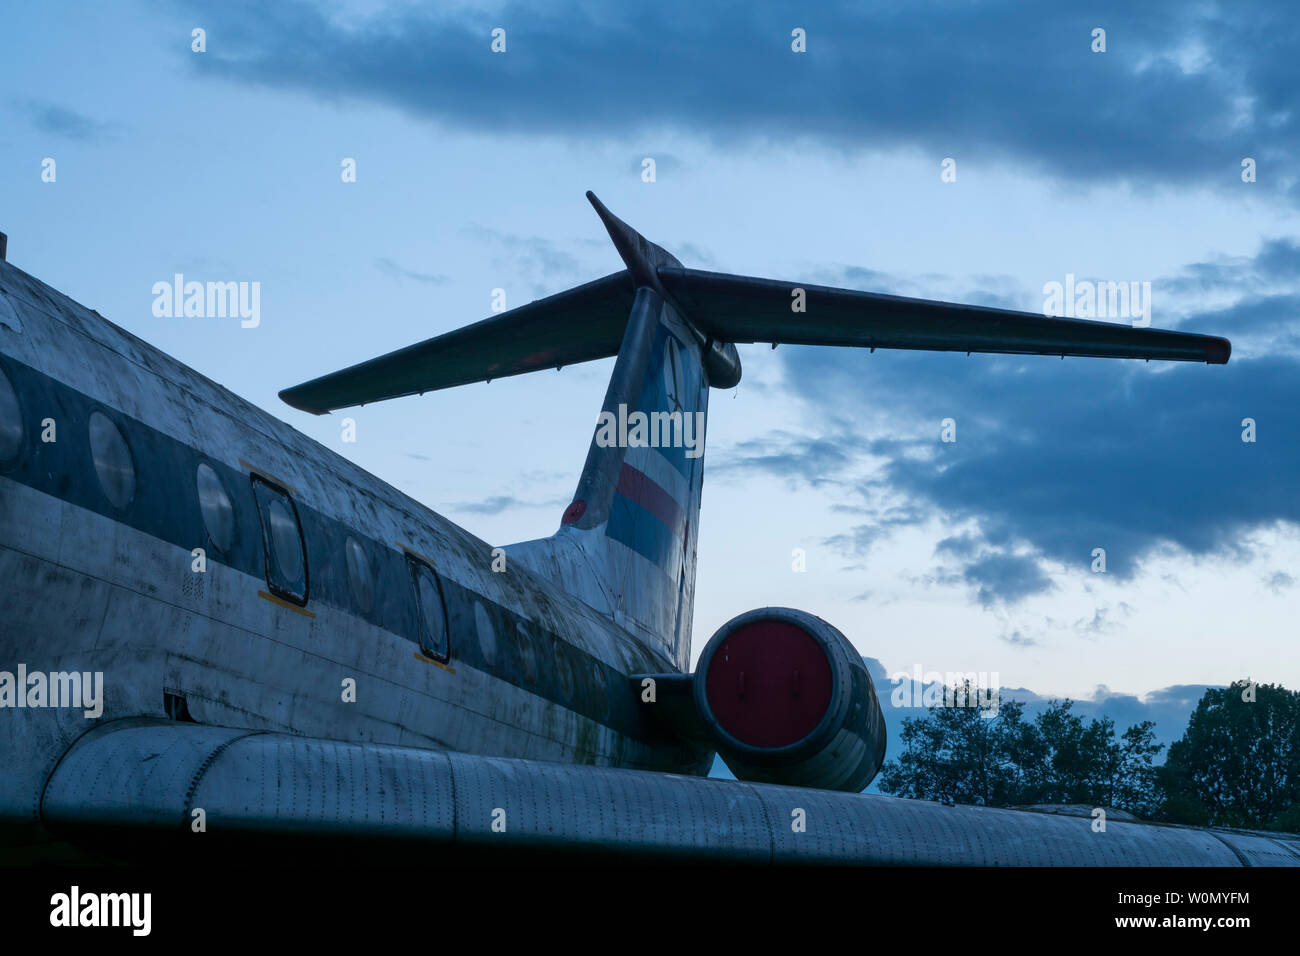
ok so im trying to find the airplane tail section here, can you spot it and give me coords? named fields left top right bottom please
left=505, top=196, right=723, bottom=670
left=279, top=192, right=1230, bottom=670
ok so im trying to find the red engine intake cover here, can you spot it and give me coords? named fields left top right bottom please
left=703, top=620, right=833, bottom=748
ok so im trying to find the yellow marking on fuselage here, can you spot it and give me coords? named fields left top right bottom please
left=396, top=542, right=438, bottom=567
left=414, top=652, right=456, bottom=674
left=258, top=589, right=316, bottom=617
left=239, top=459, right=297, bottom=494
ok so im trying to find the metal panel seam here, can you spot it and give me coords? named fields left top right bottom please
left=447, top=748, right=460, bottom=848
left=1206, top=830, right=1252, bottom=867
left=182, top=730, right=271, bottom=830
left=741, top=781, right=776, bottom=866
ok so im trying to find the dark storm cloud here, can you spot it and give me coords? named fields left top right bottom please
left=1188, top=294, right=1300, bottom=341
left=182, top=0, right=1300, bottom=199
left=936, top=533, right=981, bottom=559
left=715, top=238, right=1298, bottom=606
left=710, top=432, right=856, bottom=485
left=1165, top=239, right=1300, bottom=299
left=776, top=238, right=1300, bottom=591
left=962, top=552, right=1056, bottom=607
left=1254, top=238, right=1300, bottom=277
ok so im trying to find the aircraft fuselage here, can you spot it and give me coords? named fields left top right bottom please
left=0, top=258, right=709, bottom=852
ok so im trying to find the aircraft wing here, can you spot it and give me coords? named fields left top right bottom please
left=280, top=263, right=1228, bottom=417
left=657, top=267, right=1231, bottom=364
left=39, top=720, right=1297, bottom=865
left=279, top=270, right=635, bottom=415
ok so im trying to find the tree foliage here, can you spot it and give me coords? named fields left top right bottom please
left=877, top=682, right=1163, bottom=816
left=1156, top=680, right=1300, bottom=831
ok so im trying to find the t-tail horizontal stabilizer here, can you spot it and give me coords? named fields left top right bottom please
left=660, top=268, right=1230, bottom=365
left=279, top=271, right=635, bottom=415
left=279, top=193, right=1229, bottom=415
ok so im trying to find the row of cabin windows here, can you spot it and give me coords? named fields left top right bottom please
left=213, top=472, right=450, bottom=663
left=2, top=362, right=608, bottom=707
left=0, top=362, right=450, bottom=662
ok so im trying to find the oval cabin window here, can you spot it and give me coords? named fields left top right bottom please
left=345, top=537, right=373, bottom=614
left=408, top=557, right=448, bottom=662
left=196, top=463, right=234, bottom=552
left=267, top=498, right=304, bottom=582
left=554, top=648, right=575, bottom=702
left=474, top=601, right=498, bottom=666
left=88, top=410, right=135, bottom=510
left=0, top=364, right=23, bottom=464
left=515, top=623, right=538, bottom=684
left=250, top=475, right=308, bottom=605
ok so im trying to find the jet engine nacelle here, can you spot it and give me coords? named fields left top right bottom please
left=693, top=607, right=886, bottom=792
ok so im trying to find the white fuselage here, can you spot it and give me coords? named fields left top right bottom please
left=0, top=258, right=709, bottom=853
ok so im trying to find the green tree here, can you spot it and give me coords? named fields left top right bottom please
left=877, top=688, right=1032, bottom=806
left=878, top=685, right=1162, bottom=816
left=1111, top=721, right=1165, bottom=818
left=1156, top=680, right=1300, bottom=830
left=1026, top=702, right=1162, bottom=815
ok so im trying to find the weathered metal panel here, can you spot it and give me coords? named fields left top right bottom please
left=41, top=720, right=457, bottom=844
left=0, top=248, right=703, bottom=857
left=755, top=788, right=1245, bottom=866
left=39, top=721, right=1300, bottom=865
left=446, top=749, right=770, bottom=861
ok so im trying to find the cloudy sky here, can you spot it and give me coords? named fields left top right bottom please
left=2, top=1, right=1297, bottom=744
